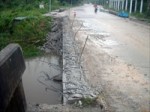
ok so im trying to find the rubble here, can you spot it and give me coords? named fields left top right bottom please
left=37, top=14, right=101, bottom=107
left=62, top=17, right=98, bottom=104
left=41, top=17, right=63, bottom=55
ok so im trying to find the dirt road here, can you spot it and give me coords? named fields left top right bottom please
left=70, top=4, right=150, bottom=112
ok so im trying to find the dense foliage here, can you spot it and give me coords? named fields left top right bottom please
left=0, top=0, right=85, bottom=58
left=0, top=0, right=82, bottom=8
left=0, top=9, right=51, bottom=57
left=0, top=0, right=54, bottom=58
left=58, top=0, right=83, bottom=5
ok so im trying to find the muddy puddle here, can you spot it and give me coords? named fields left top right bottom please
left=22, top=54, right=62, bottom=104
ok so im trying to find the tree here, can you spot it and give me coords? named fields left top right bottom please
left=58, top=0, right=82, bottom=5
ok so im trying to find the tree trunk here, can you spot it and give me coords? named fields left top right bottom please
left=140, top=0, right=143, bottom=13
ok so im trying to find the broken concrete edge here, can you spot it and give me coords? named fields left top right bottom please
left=0, top=44, right=23, bottom=66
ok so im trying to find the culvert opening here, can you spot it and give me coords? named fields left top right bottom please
left=22, top=17, right=63, bottom=105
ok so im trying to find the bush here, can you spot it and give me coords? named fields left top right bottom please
left=0, top=9, right=51, bottom=58
left=0, top=10, right=15, bottom=33
left=13, top=16, right=51, bottom=43
left=0, top=0, right=63, bottom=58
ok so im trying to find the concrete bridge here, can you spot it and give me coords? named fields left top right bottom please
left=0, top=44, right=26, bottom=112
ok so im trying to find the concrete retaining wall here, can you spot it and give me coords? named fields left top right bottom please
left=0, top=44, right=26, bottom=112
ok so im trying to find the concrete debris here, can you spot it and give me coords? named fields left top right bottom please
left=53, top=75, right=62, bottom=82
left=58, top=8, right=66, bottom=12
left=41, top=17, right=63, bottom=55
left=62, top=17, right=98, bottom=104
left=27, top=9, right=106, bottom=112
left=71, top=94, right=83, bottom=99
left=33, top=12, right=103, bottom=110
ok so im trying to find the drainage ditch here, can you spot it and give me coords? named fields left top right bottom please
left=22, top=17, right=63, bottom=105
left=23, top=16, right=99, bottom=109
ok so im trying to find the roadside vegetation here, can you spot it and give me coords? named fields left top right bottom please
left=0, top=1, right=51, bottom=58
left=0, top=0, right=82, bottom=58
left=0, top=9, right=51, bottom=57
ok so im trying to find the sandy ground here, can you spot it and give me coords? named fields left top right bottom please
left=70, top=4, right=150, bottom=112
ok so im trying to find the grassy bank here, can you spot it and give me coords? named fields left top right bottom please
left=0, top=0, right=78, bottom=58
left=0, top=5, right=52, bottom=58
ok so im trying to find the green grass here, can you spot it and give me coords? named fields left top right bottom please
left=131, top=13, right=146, bottom=18
left=0, top=7, right=51, bottom=58
left=22, top=44, right=43, bottom=58
left=80, top=97, right=97, bottom=107
left=131, top=12, right=150, bottom=23
left=0, top=1, right=72, bottom=58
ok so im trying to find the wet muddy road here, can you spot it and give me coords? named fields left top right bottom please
left=70, top=4, right=150, bottom=112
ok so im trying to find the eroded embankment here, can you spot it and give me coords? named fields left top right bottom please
left=42, top=17, right=63, bottom=56
left=26, top=17, right=64, bottom=111
left=43, top=15, right=100, bottom=104
left=42, top=16, right=103, bottom=105
left=27, top=15, right=105, bottom=112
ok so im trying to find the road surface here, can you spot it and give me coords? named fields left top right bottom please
left=70, top=4, right=150, bottom=112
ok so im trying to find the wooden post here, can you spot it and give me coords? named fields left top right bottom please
left=0, top=44, right=26, bottom=112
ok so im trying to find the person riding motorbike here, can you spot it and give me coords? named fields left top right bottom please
left=94, top=4, right=98, bottom=13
